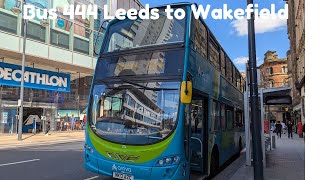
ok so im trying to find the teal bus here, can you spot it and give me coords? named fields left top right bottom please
left=85, top=3, right=245, bottom=179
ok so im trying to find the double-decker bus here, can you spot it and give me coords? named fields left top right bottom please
left=85, top=3, right=245, bottom=179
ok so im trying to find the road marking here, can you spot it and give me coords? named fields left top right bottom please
left=0, top=159, right=40, bottom=167
left=84, top=176, right=99, bottom=180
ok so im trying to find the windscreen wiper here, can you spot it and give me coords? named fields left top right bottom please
left=121, top=79, right=178, bottom=91
left=95, top=79, right=179, bottom=91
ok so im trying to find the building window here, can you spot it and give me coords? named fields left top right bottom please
left=74, top=37, right=89, bottom=54
left=50, top=29, right=70, bottom=49
left=267, top=67, right=273, bottom=75
left=21, top=21, right=46, bottom=43
left=0, top=12, right=18, bottom=34
left=282, top=66, right=288, bottom=74
left=283, top=79, right=289, bottom=86
left=268, top=80, right=275, bottom=88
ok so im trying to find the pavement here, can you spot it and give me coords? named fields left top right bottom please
left=0, top=130, right=85, bottom=150
left=215, top=133, right=305, bottom=180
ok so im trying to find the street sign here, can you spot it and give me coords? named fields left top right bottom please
left=57, top=19, right=65, bottom=27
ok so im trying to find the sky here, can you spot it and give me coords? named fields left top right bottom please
left=140, top=0, right=290, bottom=71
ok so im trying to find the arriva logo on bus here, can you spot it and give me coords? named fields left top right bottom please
left=0, top=62, right=70, bottom=92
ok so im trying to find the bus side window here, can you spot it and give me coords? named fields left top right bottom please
left=213, top=101, right=220, bottom=131
left=226, top=106, right=234, bottom=130
left=209, top=38, right=220, bottom=71
left=220, top=104, right=226, bottom=130
left=220, top=51, right=226, bottom=76
left=191, top=17, right=208, bottom=59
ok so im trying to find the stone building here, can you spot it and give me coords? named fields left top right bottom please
left=286, top=0, right=305, bottom=125
left=259, top=51, right=289, bottom=88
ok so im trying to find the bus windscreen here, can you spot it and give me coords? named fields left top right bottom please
left=104, top=8, right=186, bottom=53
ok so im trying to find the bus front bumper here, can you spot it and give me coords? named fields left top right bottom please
left=84, top=151, right=188, bottom=180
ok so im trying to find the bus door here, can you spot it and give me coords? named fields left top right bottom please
left=188, top=95, right=208, bottom=173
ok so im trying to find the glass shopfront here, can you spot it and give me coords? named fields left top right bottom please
left=0, top=59, right=92, bottom=134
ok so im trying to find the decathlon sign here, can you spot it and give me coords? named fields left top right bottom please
left=0, top=62, right=70, bottom=92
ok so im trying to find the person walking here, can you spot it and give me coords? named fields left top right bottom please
left=287, top=120, right=293, bottom=139
left=45, top=120, right=50, bottom=136
left=298, top=121, right=303, bottom=138
left=275, top=121, right=282, bottom=138
left=64, top=114, right=69, bottom=131
left=71, top=114, right=76, bottom=131
left=82, top=115, right=86, bottom=130
left=303, top=123, right=305, bottom=140
left=281, top=121, right=287, bottom=135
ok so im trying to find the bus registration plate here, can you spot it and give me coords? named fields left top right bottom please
left=113, top=172, right=134, bottom=180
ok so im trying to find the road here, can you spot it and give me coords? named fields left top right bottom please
left=0, top=141, right=245, bottom=180
left=0, top=142, right=111, bottom=180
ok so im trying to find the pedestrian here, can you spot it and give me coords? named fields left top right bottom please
left=64, top=114, right=69, bottom=131
left=271, top=121, right=275, bottom=132
left=60, top=118, right=64, bottom=131
left=287, top=120, right=293, bottom=139
left=281, top=121, right=287, bottom=134
left=298, top=121, right=303, bottom=138
left=82, top=115, right=86, bottom=130
left=302, top=123, right=305, bottom=139
left=83, top=115, right=86, bottom=124
left=71, top=114, right=76, bottom=130
left=45, top=121, right=50, bottom=136
left=275, top=121, right=282, bottom=138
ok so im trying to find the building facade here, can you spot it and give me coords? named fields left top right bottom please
left=286, top=0, right=305, bottom=125
left=259, top=51, right=291, bottom=123
left=0, top=0, right=143, bottom=134
left=259, top=51, right=289, bottom=88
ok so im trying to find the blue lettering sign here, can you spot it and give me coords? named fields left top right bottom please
left=0, top=62, right=70, bottom=92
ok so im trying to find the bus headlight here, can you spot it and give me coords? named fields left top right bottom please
left=84, top=144, right=94, bottom=154
left=156, top=156, right=180, bottom=166
left=165, top=158, right=171, bottom=164
left=173, top=156, right=180, bottom=163
left=158, top=159, right=164, bottom=165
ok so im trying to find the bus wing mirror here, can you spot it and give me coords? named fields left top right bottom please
left=180, top=81, right=192, bottom=104
left=94, top=21, right=108, bottom=55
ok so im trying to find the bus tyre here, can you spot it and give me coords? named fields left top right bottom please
left=210, top=149, right=219, bottom=176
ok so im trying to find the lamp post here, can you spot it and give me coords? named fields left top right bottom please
left=11, top=0, right=26, bottom=141
left=247, top=0, right=264, bottom=179
left=11, top=0, right=49, bottom=140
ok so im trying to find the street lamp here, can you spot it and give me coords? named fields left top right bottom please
left=247, top=0, right=264, bottom=179
left=11, top=0, right=49, bottom=141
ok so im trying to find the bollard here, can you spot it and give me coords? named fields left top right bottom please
left=272, top=135, right=276, bottom=149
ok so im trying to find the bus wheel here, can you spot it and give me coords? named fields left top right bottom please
left=210, top=147, right=219, bottom=176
